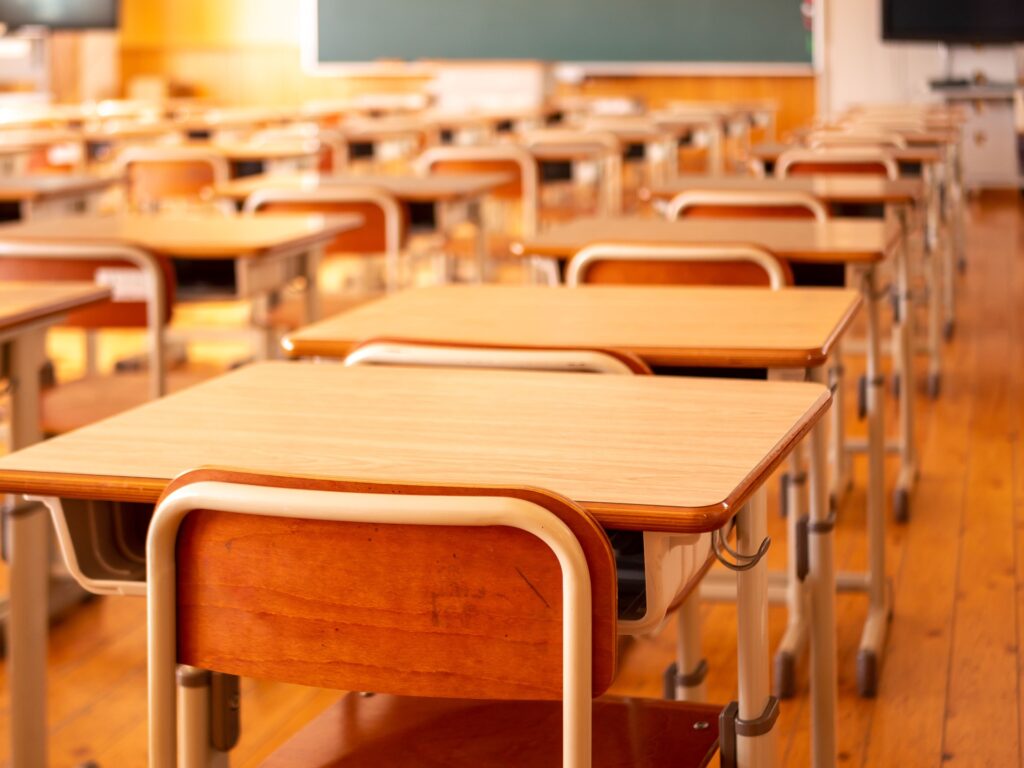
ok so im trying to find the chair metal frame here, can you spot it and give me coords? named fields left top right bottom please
left=0, top=240, right=168, bottom=400
left=147, top=479, right=594, bottom=767
left=665, top=189, right=829, bottom=224
left=242, top=185, right=404, bottom=293
left=775, top=147, right=900, bottom=181
left=521, top=128, right=623, bottom=215
left=415, top=144, right=540, bottom=237
left=116, top=145, right=231, bottom=209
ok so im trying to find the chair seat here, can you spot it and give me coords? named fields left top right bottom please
left=42, top=367, right=218, bottom=435
left=262, top=693, right=721, bottom=768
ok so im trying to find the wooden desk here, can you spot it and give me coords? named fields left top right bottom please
left=513, top=215, right=897, bottom=265
left=0, top=174, right=120, bottom=219
left=0, top=361, right=829, bottom=767
left=0, top=213, right=362, bottom=356
left=284, top=283, right=861, bottom=369
left=214, top=171, right=513, bottom=206
left=643, top=174, right=923, bottom=207
left=0, top=280, right=111, bottom=768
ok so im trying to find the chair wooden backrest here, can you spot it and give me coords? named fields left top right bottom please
left=776, top=147, right=899, bottom=180
left=148, top=468, right=618, bottom=766
left=666, top=189, right=828, bottom=223
left=566, top=242, right=791, bottom=289
left=415, top=145, right=539, bottom=236
left=242, top=186, right=406, bottom=291
left=0, top=241, right=171, bottom=397
left=117, top=146, right=230, bottom=209
left=343, top=338, right=652, bottom=375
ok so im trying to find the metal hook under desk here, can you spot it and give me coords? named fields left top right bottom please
left=712, top=527, right=771, bottom=572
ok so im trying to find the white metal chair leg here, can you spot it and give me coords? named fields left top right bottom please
left=674, top=591, right=707, bottom=702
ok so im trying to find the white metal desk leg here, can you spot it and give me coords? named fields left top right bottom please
left=807, top=365, right=838, bottom=768
left=775, top=446, right=808, bottom=699
left=7, top=329, right=49, bottom=768
left=893, top=208, right=918, bottom=523
left=735, top=489, right=777, bottom=768
left=857, top=265, right=891, bottom=697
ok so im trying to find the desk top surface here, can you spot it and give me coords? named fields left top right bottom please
left=514, top=215, right=898, bottom=264
left=284, top=284, right=862, bottom=369
left=0, top=213, right=361, bottom=259
left=645, top=174, right=923, bottom=205
left=0, top=281, right=111, bottom=333
left=215, top=171, right=514, bottom=203
left=0, top=361, right=829, bottom=532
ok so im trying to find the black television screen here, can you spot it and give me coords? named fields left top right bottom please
left=882, top=0, right=1024, bottom=43
left=0, top=0, right=119, bottom=30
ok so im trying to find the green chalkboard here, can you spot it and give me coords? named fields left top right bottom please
left=312, top=0, right=812, bottom=65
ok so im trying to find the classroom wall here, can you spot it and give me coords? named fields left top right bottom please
left=118, top=0, right=815, bottom=134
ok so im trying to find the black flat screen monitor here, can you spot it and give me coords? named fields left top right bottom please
left=0, top=0, right=119, bottom=30
left=882, top=0, right=1024, bottom=43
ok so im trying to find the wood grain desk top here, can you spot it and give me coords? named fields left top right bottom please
left=0, top=281, right=111, bottom=333
left=214, top=172, right=514, bottom=204
left=644, top=174, right=923, bottom=205
left=0, top=174, right=121, bottom=203
left=283, top=284, right=862, bottom=369
left=0, top=213, right=361, bottom=260
left=751, top=142, right=943, bottom=166
left=0, top=361, right=829, bottom=532
left=513, top=215, right=898, bottom=264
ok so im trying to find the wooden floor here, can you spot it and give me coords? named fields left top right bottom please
left=0, top=193, right=1021, bottom=766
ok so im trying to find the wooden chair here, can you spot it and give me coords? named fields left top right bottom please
left=147, top=469, right=723, bottom=767
left=666, top=189, right=828, bottom=223
left=415, top=144, right=539, bottom=237
left=243, top=186, right=407, bottom=294
left=415, top=145, right=543, bottom=281
left=116, top=145, right=230, bottom=211
left=0, top=241, right=209, bottom=433
left=343, top=338, right=713, bottom=702
left=521, top=128, right=623, bottom=217
left=806, top=129, right=907, bottom=150
left=566, top=242, right=791, bottom=289
left=775, top=147, right=899, bottom=180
